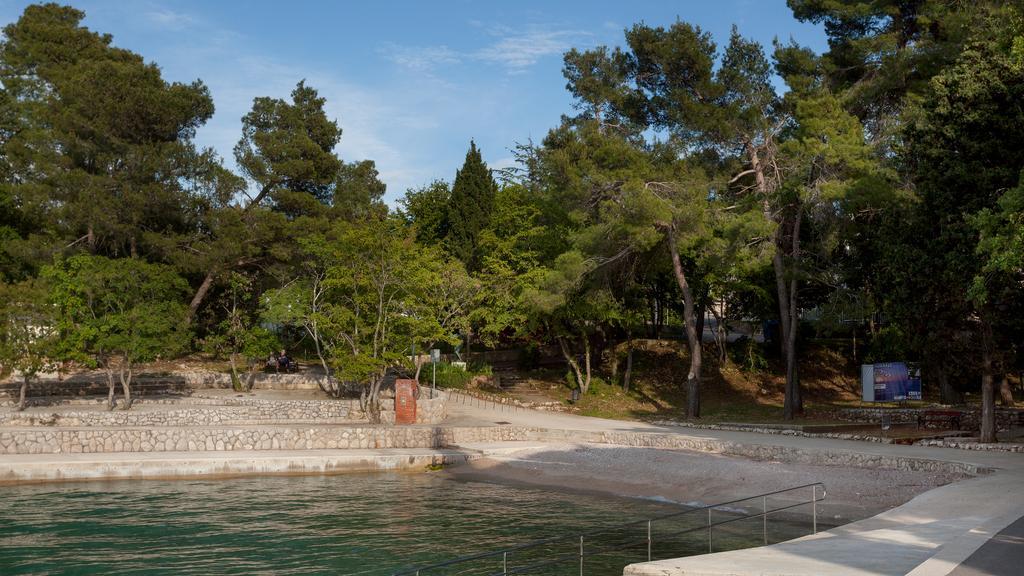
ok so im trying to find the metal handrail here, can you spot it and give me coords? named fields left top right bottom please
left=391, top=482, right=826, bottom=575
left=440, top=386, right=524, bottom=414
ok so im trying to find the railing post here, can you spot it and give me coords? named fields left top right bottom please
left=763, top=495, right=768, bottom=545
left=812, top=485, right=818, bottom=534
left=647, top=519, right=652, bottom=561
left=579, top=535, right=584, bottom=576
left=503, top=551, right=507, bottom=575
left=707, top=508, right=712, bottom=553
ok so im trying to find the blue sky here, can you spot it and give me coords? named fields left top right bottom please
left=0, top=1, right=827, bottom=204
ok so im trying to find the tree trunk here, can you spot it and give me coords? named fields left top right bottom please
left=558, top=336, right=589, bottom=394
left=360, top=371, right=386, bottom=423
left=244, top=361, right=259, bottom=392
left=310, top=328, right=336, bottom=397
left=980, top=323, right=997, bottom=443
left=119, top=364, right=133, bottom=411
left=710, top=304, right=728, bottom=364
left=998, top=376, right=1014, bottom=407
left=782, top=205, right=804, bottom=420
left=665, top=224, right=701, bottom=419
left=16, top=376, right=28, bottom=411
left=648, top=297, right=657, bottom=338
left=748, top=142, right=801, bottom=419
left=609, top=342, right=620, bottom=381
left=105, top=365, right=116, bottom=410
left=623, top=344, right=634, bottom=393
left=186, top=270, right=217, bottom=325
left=937, top=364, right=960, bottom=405
left=87, top=224, right=96, bottom=253
left=229, top=352, right=242, bottom=391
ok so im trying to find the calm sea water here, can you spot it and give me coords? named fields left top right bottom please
left=0, top=473, right=810, bottom=575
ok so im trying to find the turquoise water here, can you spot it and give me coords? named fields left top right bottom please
left=0, top=474, right=808, bottom=575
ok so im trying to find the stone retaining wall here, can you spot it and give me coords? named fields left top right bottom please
left=0, top=402, right=364, bottom=428
left=0, top=371, right=332, bottom=400
left=823, top=407, right=1023, bottom=430
left=0, top=424, right=533, bottom=455
left=379, top=389, right=449, bottom=425
left=525, top=429, right=989, bottom=476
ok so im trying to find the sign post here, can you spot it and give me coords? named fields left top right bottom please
left=430, top=348, right=441, bottom=393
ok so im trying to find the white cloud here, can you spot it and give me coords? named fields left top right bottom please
left=146, top=8, right=194, bottom=30
left=475, top=28, right=585, bottom=72
left=383, top=24, right=591, bottom=76
left=380, top=43, right=461, bottom=72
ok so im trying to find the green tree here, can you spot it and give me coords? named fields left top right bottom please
left=333, top=160, right=387, bottom=220
left=183, top=80, right=351, bottom=323
left=473, top=183, right=562, bottom=348
left=235, top=80, right=343, bottom=214
left=0, top=279, right=55, bottom=410
left=549, top=26, right=777, bottom=418
left=787, top=1, right=1009, bottom=143
left=400, top=180, right=452, bottom=245
left=0, top=3, right=215, bottom=260
left=447, top=141, right=497, bottom=270
left=896, top=29, right=1024, bottom=442
left=46, top=255, right=190, bottom=410
left=263, top=217, right=459, bottom=420
left=204, top=272, right=278, bottom=391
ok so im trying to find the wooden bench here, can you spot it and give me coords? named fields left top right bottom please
left=917, top=409, right=963, bottom=430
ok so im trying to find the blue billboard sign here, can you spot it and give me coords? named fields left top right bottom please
left=861, top=362, right=922, bottom=402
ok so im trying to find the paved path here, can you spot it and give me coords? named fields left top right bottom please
left=447, top=393, right=1024, bottom=576
left=946, top=515, right=1024, bottom=576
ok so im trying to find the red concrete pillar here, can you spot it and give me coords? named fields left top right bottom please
left=394, top=379, right=418, bottom=425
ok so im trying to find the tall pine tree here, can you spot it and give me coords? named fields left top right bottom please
left=447, top=141, right=496, bottom=270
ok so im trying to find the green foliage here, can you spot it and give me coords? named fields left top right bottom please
left=0, top=279, right=56, bottom=384
left=430, top=362, right=492, bottom=390
left=262, top=216, right=474, bottom=410
left=400, top=180, right=451, bottom=245
left=972, top=176, right=1024, bottom=297
left=728, top=339, right=769, bottom=373
left=333, top=160, right=387, bottom=220
left=203, top=273, right=279, bottom=390
left=0, top=3, right=217, bottom=260
left=45, top=255, right=190, bottom=369
left=235, top=80, right=342, bottom=214
left=447, top=141, right=497, bottom=270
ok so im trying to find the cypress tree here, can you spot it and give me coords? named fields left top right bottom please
left=446, top=141, right=496, bottom=270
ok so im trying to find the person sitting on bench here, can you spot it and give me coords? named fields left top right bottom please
left=277, top=350, right=293, bottom=372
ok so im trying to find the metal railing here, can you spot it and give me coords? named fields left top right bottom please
left=392, top=482, right=826, bottom=575
left=441, top=386, right=524, bottom=414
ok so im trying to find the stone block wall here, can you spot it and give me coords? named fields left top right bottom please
left=0, top=424, right=534, bottom=455
left=378, top=388, right=448, bottom=425
left=0, top=399, right=364, bottom=427
left=824, top=407, right=1023, bottom=430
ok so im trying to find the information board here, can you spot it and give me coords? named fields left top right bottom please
left=861, top=362, right=922, bottom=402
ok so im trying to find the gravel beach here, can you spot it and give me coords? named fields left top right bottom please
left=444, top=443, right=968, bottom=524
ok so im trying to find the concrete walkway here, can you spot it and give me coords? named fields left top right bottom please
left=446, top=396, right=1024, bottom=576
left=946, top=515, right=1024, bottom=576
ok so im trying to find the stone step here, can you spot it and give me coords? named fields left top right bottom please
left=0, top=424, right=533, bottom=455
